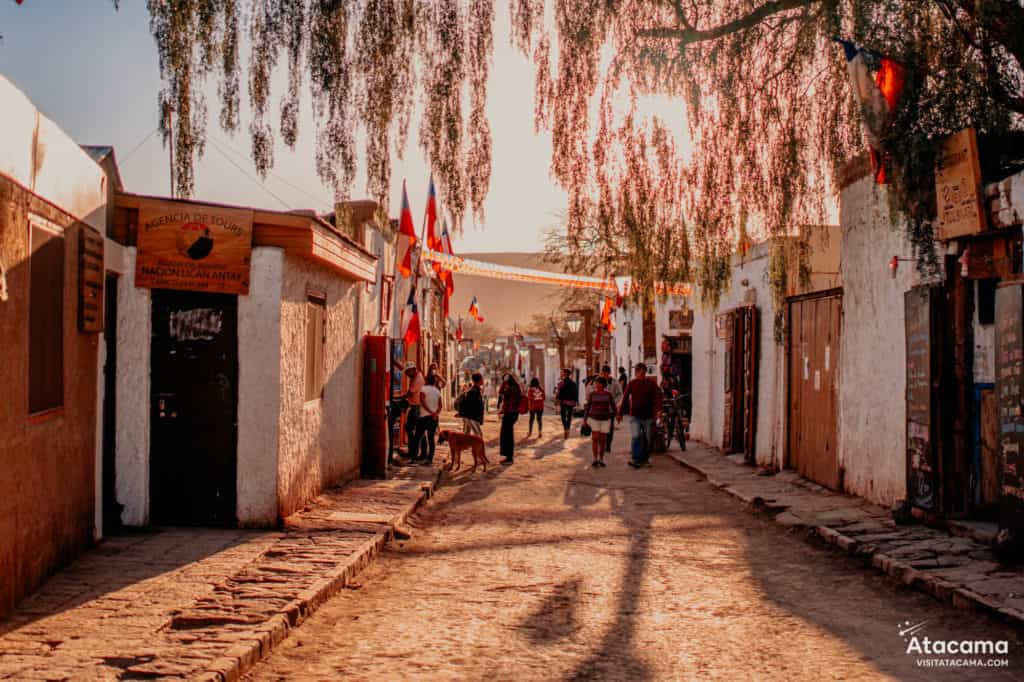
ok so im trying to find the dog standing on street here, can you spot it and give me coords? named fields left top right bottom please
left=438, top=430, right=489, bottom=473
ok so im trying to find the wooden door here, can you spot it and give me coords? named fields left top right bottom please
left=787, top=293, right=842, bottom=489
left=150, top=289, right=238, bottom=526
left=722, top=306, right=759, bottom=459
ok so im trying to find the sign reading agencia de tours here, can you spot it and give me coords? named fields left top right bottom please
left=135, top=200, right=254, bottom=295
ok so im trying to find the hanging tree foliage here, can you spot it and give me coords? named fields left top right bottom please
left=147, top=0, right=1024, bottom=307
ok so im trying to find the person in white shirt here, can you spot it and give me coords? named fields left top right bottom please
left=412, top=375, right=443, bottom=465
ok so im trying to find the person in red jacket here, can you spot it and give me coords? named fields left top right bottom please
left=526, top=377, right=546, bottom=438
left=617, top=362, right=663, bottom=468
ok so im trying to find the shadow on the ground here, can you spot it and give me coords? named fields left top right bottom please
left=0, top=527, right=260, bottom=637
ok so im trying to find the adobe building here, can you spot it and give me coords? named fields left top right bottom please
left=103, top=192, right=382, bottom=528
left=0, top=76, right=108, bottom=615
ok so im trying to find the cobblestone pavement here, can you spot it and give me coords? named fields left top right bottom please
left=0, top=467, right=437, bottom=680
left=668, top=448, right=1024, bottom=626
left=250, top=419, right=1024, bottom=681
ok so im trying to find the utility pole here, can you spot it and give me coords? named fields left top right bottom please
left=164, top=102, right=175, bottom=199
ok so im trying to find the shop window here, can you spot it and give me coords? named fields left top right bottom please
left=978, top=279, right=996, bottom=325
left=305, top=293, right=327, bottom=401
left=29, top=221, right=65, bottom=414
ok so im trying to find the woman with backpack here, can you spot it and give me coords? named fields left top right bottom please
left=498, top=374, right=523, bottom=464
left=526, top=377, right=546, bottom=438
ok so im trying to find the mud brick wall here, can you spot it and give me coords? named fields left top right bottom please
left=0, top=175, right=99, bottom=616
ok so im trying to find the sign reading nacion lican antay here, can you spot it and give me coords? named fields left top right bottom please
left=136, top=200, right=254, bottom=295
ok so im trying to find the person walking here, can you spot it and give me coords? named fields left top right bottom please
left=554, top=369, right=578, bottom=439
left=617, top=362, right=663, bottom=468
left=498, top=374, right=522, bottom=464
left=457, top=372, right=486, bottom=439
left=600, top=365, right=623, bottom=454
left=526, top=377, right=546, bottom=438
left=413, top=375, right=442, bottom=465
left=402, top=365, right=426, bottom=461
left=582, top=376, right=615, bottom=468
left=618, top=366, right=629, bottom=393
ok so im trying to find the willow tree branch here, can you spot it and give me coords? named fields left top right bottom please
left=637, top=0, right=822, bottom=44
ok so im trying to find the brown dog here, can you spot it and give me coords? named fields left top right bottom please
left=438, top=430, right=489, bottom=473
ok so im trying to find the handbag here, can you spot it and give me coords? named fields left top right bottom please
left=580, top=422, right=592, bottom=437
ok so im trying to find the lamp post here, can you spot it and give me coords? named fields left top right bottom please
left=567, top=307, right=595, bottom=375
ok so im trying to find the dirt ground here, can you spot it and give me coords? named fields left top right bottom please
left=248, top=416, right=1024, bottom=681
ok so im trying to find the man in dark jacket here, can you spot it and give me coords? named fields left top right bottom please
left=458, top=372, right=486, bottom=438
left=554, top=369, right=579, bottom=439
left=617, top=362, right=663, bottom=467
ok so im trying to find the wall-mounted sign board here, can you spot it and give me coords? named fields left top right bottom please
left=995, top=283, right=1024, bottom=533
left=669, top=308, right=694, bottom=330
left=935, top=128, right=985, bottom=241
left=78, top=226, right=104, bottom=333
left=905, top=286, right=940, bottom=512
left=135, top=200, right=253, bottom=294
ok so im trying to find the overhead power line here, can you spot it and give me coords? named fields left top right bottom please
left=207, top=137, right=292, bottom=210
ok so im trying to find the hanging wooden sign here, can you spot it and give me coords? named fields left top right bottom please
left=935, top=128, right=985, bottom=241
left=78, top=226, right=104, bottom=333
left=135, top=200, right=253, bottom=294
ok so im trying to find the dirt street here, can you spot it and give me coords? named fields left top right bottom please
left=248, top=416, right=1023, bottom=681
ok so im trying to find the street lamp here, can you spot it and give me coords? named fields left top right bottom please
left=566, top=315, right=583, bottom=334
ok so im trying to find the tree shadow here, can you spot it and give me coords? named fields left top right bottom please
left=519, top=577, right=584, bottom=644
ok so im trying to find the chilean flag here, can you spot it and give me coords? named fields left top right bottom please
left=438, top=220, right=455, bottom=316
left=425, top=177, right=441, bottom=265
left=397, top=181, right=417, bottom=278
left=401, top=287, right=420, bottom=346
left=600, top=297, right=616, bottom=332
left=835, top=39, right=905, bottom=184
left=468, top=296, right=484, bottom=323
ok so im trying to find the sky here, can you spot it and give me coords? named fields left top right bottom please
left=0, top=1, right=576, bottom=253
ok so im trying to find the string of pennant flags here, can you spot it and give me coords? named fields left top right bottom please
left=396, top=175, right=693, bottom=350
left=420, top=249, right=694, bottom=297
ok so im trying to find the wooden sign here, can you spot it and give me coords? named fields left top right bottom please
left=935, top=128, right=985, bottom=241
left=669, top=308, right=694, bottom=330
left=905, top=286, right=940, bottom=512
left=78, top=226, right=104, bottom=333
left=995, top=283, right=1024, bottom=532
left=136, top=200, right=253, bottom=294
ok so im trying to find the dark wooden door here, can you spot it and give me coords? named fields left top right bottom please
left=722, top=306, right=759, bottom=460
left=102, top=274, right=122, bottom=533
left=150, top=289, right=238, bottom=526
left=787, top=293, right=842, bottom=489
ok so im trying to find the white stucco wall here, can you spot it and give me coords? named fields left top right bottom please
left=973, top=286, right=995, bottom=385
left=115, top=248, right=151, bottom=527
left=610, top=304, right=643, bottom=372
left=277, top=253, right=364, bottom=518
left=689, top=246, right=782, bottom=467
left=838, top=178, right=929, bottom=506
left=0, top=75, right=105, bottom=231
left=237, top=247, right=284, bottom=526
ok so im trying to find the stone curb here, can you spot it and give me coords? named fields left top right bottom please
left=666, top=450, right=1024, bottom=630
left=201, top=469, right=442, bottom=682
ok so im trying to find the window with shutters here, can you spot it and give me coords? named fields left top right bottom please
left=305, top=293, right=327, bottom=402
left=29, top=219, right=65, bottom=414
